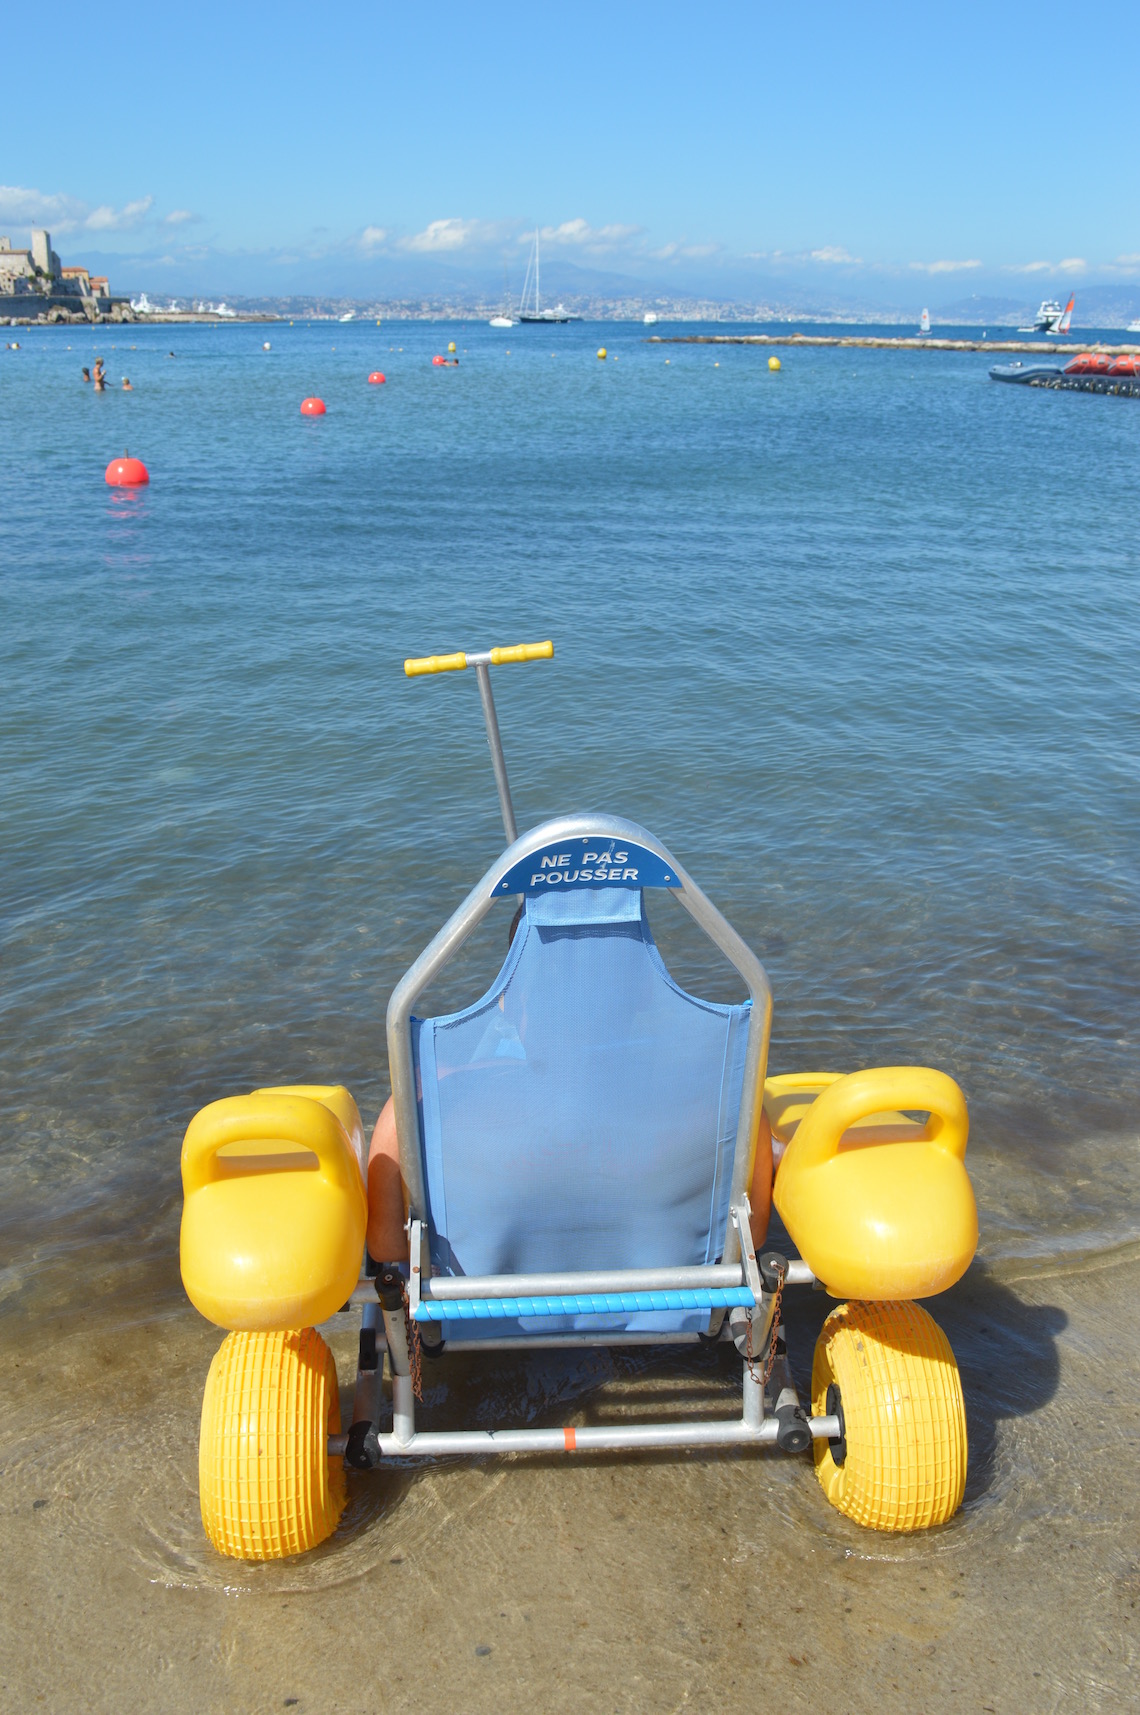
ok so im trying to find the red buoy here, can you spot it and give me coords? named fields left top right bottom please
left=105, top=455, right=149, bottom=486
left=368, top=371, right=386, bottom=385
left=300, top=397, right=326, bottom=415
left=431, top=355, right=446, bottom=366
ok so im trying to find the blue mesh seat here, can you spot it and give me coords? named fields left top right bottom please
left=413, top=887, right=750, bottom=1340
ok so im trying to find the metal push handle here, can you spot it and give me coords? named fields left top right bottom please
left=403, top=640, right=555, bottom=844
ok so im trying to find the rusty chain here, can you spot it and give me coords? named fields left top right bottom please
left=401, top=1281, right=423, bottom=1402
left=763, top=1270, right=784, bottom=1385
left=745, top=1266, right=785, bottom=1388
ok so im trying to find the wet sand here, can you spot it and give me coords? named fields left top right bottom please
left=3, top=1242, right=1136, bottom=1714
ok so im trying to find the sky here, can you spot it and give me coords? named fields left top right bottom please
left=3, top=1, right=1137, bottom=308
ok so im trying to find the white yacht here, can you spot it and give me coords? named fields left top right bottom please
left=489, top=314, right=514, bottom=328
left=1018, top=295, right=1073, bottom=335
left=518, top=230, right=577, bottom=323
left=644, top=311, right=659, bottom=326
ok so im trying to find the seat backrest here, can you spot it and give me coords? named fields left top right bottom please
left=414, top=886, right=750, bottom=1282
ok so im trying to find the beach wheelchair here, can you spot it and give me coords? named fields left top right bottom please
left=179, top=644, right=978, bottom=1560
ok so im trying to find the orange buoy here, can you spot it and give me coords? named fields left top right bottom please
left=431, top=354, right=447, bottom=366
left=368, top=371, right=386, bottom=384
left=105, top=455, right=149, bottom=486
left=300, top=397, right=326, bottom=415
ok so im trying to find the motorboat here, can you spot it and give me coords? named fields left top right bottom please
left=1017, top=295, right=1074, bottom=335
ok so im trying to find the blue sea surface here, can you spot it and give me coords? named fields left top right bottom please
left=1, top=318, right=1138, bottom=1298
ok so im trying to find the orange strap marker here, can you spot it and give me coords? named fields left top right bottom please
left=563, top=1427, right=577, bottom=1451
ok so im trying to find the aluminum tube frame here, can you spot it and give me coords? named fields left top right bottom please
left=474, top=661, right=518, bottom=845
left=385, top=813, right=774, bottom=1266
left=367, top=1414, right=842, bottom=1459
left=345, top=1263, right=817, bottom=1310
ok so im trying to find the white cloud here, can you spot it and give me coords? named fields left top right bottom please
left=1005, top=257, right=1087, bottom=275
left=360, top=225, right=388, bottom=249
left=85, top=196, right=154, bottom=232
left=909, top=258, right=982, bottom=274
left=810, top=246, right=860, bottom=265
left=538, top=218, right=641, bottom=248
left=0, top=183, right=87, bottom=232
left=164, top=209, right=197, bottom=226
left=401, top=217, right=480, bottom=252
left=652, top=240, right=721, bottom=261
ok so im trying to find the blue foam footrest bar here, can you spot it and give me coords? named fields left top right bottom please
left=413, top=1286, right=756, bottom=1322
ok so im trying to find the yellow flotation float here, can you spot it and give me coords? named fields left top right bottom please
left=180, top=1084, right=367, bottom=1331
left=768, top=1066, right=977, bottom=1300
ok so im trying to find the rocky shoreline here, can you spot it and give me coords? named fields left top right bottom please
left=0, top=306, right=279, bottom=327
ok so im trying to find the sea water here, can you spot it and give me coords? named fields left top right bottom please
left=1, top=321, right=1137, bottom=1711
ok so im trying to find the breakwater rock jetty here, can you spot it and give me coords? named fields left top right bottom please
left=647, top=332, right=1140, bottom=357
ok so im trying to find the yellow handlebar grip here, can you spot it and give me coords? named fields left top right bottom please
left=404, top=651, right=468, bottom=677
left=489, top=640, right=555, bottom=666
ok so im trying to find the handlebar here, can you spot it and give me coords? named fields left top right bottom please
left=404, top=640, right=554, bottom=677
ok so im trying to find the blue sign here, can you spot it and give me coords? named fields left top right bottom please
left=495, top=836, right=680, bottom=896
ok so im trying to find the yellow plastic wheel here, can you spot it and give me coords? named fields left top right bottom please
left=199, top=1328, right=346, bottom=1560
left=812, top=1300, right=966, bottom=1532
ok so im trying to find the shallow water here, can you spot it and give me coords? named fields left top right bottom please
left=1, top=321, right=1137, bottom=1709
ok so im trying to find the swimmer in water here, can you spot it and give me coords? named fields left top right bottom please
left=93, top=357, right=106, bottom=392
left=122, top=378, right=132, bottom=391
left=81, top=367, right=91, bottom=383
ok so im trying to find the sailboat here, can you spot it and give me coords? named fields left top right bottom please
left=518, top=229, right=577, bottom=323
left=918, top=308, right=931, bottom=336
left=1047, top=294, right=1074, bottom=336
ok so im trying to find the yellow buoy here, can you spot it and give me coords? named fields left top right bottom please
left=448, top=340, right=456, bottom=353
left=597, top=347, right=607, bottom=360
left=769, top=355, right=782, bottom=371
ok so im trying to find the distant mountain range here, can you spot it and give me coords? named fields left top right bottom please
left=81, top=245, right=1140, bottom=327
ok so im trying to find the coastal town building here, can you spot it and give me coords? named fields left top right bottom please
left=0, top=230, right=129, bottom=323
